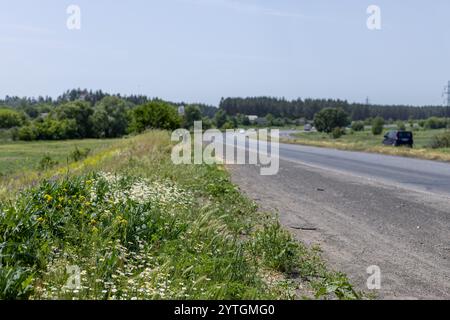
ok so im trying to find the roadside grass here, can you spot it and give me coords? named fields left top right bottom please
left=284, top=129, right=450, bottom=162
left=0, top=131, right=362, bottom=300
left=0, top=138, right=120, bottom=177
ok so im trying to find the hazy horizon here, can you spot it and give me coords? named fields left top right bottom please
left=1, top=0, right=449, bottom=107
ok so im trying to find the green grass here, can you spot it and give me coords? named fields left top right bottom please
left=0, top=132, right=361, bottom=300
left=0, top=139, right=120, bottom=177
left=292, top=128, right=444, bottom=148
left=286, top=128, right=450, bottom=162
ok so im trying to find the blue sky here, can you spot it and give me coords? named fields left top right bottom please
left=1, top=0, right=449, bottom=106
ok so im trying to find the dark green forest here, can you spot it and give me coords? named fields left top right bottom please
left=219, top=97, right=449, bottom=121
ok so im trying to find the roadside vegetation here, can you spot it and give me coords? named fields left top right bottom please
left=284, top=126, right=450, bottom=162
left=0, top=131, right=361, bottom=300
left=260, top=105, right=450, bottom=162
left=0, top=89, right=213, bottom=142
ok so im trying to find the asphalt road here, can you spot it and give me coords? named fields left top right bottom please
left=226, top=136, right=450, bottom=299
left=278, top=142, right=450, bottom=196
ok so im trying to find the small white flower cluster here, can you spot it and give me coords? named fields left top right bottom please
left=89, top=172, right=194, bottom=210
left=96, top=172, right=121, bottom=185
left=33, top=240, right=194, bottom=300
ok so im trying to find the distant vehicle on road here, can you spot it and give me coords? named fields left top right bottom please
left=383, top=130, right=414, bottom=147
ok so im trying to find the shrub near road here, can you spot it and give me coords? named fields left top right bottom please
left=0, top=131, right=359, bottom=300
left=313, top=108, right=350, bottom=134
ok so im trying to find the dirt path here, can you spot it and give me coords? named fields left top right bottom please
left=228, top=160, right=450, bottom=299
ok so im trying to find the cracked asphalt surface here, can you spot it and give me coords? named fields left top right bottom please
left=227, top=141, right=450, bottom=299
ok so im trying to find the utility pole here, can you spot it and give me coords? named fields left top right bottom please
left=444, top=81, right=450, bottom=129
left=446, top=81, right=450, bottom=106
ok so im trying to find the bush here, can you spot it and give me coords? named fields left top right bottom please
left=16, top=98, right=132, bottom=141
left=54, top=101, right=94, bottom=138
left=38, top=155, right=59, bottom=170
left=17, top=119, right=78, bottom=141
left=36, top=119, right=78, bottom=140
left=430, top=131, right=450, bottom=149
left=18, top=125, right=38, bottom=141
left=10, top=127, right=19, bottom=141
left=91, top=96, right=130, bottom=138
left=214, top=110, right=228, bottom=129
left=201, top=117, right=213, bottom=130
left=364, top=118, right=373, bottom=126
left=183, top=105, right=202, bottom=129
left=331, top=127, right=346, bottom=139
left=221, top=122, right=235, bottom=130
left=371, top=117, right=385, bottom=135
left=351, top=121, right=364, bottom=132
left=69, top=146, right=91, bottom=162
left=314, top=108, right=350, bottom=133
left=396, top=121, right=406, bottom=131
left=425, top=117, right=447, bottom=130
left=129, top=101, right=181, bottom=133
left=0, top=109, right=25, bottom=129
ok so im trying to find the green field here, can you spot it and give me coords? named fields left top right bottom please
left=0, top=139, right=120, bottom=177
left=286, top=128, right=450, bottom=162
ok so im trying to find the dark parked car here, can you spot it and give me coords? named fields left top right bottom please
left=383, top=130, right=414, bottom=147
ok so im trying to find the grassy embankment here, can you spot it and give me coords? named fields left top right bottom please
left=0, top=132, right=360, bottom=300
left=283, top=129, right=450, bottom=162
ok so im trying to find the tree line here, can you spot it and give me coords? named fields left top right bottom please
left=219, top=97, right=450, bottom=121
left=0, top=89, right=217, bottom=141
left=3, top=90, right=450, bottom=141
